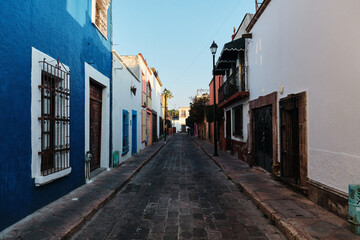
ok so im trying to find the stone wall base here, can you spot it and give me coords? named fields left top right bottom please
left=307, top=179, right=348, bottom=220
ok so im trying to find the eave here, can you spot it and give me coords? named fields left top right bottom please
left=246, top=0, right=272, bottom=33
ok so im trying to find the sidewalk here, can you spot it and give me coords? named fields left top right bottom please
left=193, top=137, right=359, bottom=240
left=0, top=137, right=172, bottom=240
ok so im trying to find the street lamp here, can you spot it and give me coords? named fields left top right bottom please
left=210, top=41, right=218, bottom=156
left=164, top=88, right=168, bottom=142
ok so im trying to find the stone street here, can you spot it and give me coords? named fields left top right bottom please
left=71, top=134, right=285, bottom=240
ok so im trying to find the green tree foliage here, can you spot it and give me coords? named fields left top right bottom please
left=162, top=88, right=173, bottom=108
left=186, top=117, right=194, bottom=129
left=204, top=104, right=222, bottom=123
left=186, top=96, right=209, bottom=128
left=165, top=119, right=172, bottom=128
left=168, top=109, right=179, bottom=119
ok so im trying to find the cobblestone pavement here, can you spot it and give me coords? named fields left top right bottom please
left=71, top=134, right=286, bottom=240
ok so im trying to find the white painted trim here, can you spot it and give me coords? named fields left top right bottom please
left=31, top=47, right=71, bottom=186
left=91, top=0, right=96, bottom=24
left=224, top=99, right=249, bottom=143
left=35, top=168, right=72, bottom=186
left=90, top=0, right=109, bottom=39
left=84, top=62, right=110, bottom=172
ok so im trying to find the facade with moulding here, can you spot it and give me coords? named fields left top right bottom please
left=214, top=14, right=253, bottom=161
left=112, top=51, right=142, bottom=165
left=246, top=0, right=360, bottom=219
left=120, top=54, right=163, bottom=149
left=0, top=0, right=112, bottom=231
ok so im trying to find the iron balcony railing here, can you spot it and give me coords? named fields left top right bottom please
left=218, top=66, right=248, bottom=103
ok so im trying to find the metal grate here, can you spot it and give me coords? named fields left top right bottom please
left=233, top=105, right=243, bottom=137
left=218, top=67, right=248, bottom=103
left=38, top=59, right=70, bottom=176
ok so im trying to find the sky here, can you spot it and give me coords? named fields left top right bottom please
left=112, top=0, right=255, bottom=110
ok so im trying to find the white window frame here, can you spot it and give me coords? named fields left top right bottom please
left=31, top=47, right=71, bottom=186
left=91, top=0, right=110, bottom=39
left=232, top=104, right=243, bottom=137
left=84, top=62, right=110, bottom=171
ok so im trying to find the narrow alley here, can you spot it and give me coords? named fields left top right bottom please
left=71, top=134, right=285, bottom=240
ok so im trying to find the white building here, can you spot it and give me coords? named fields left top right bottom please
left=179, top=107, right=190, bottom=132
left=151, top=68, right=163, bottom=141
left=215, top=13, right=253, bottom=160
left=112, top=51, right=142, bottom=165
left=246, top=0, right=360, bottom=218
left=121, top=54, right=163, bottom=148
left=172, top=119, right=181, bottom=133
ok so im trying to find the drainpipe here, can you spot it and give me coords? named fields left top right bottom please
left=109, top=0, right=113, bottom=168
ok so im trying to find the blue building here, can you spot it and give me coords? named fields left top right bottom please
left=0, top=0, right=112, bottom=231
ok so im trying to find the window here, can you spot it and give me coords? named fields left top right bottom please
left=141, top=73, right=146, bottom=107
left=39, top=61, right=70, bottom=176
left=122, top=110, right=129, bottom=154
left=32, top=48, right=71, bottom=186
left=233, top=105, right=243, bottom=137
left=92, top=0, right=110, bottom=37
left=147, top=81, right=152, bottom=99
left=181, top=110, right=186, bottom=118
left=39, top=66, right=70, bottom=176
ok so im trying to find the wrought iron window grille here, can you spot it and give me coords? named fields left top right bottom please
left=38, top=58, right=70, bottom=176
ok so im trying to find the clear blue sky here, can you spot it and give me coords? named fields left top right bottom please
left=112, top=0, right=255, bottom=110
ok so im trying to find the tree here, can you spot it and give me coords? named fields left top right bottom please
left=165, top=119, right=172, bottom=128
left=187, top=96, right=209, bottom=125
left=186, top=116, right=195, bottom=129
left=205, top=104, right=222, bottom=123
left=162, top=88, right=173, bottom=108
left=168, top=109, right=179, bottom=119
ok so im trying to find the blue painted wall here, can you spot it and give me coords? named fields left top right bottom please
left=0, top=0, right=111, bottom=231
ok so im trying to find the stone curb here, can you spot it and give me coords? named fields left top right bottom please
left=191, top=137, right=308, bottom=240
left=0, top=137, right=172, bottom=240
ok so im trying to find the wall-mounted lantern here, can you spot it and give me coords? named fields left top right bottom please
left=131, top=86, right=137, bottom=95
left=279, top=85, right=284, bottom=95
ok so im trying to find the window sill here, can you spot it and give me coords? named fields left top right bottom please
left=122, top=149, right=129, bottom=156
left=34, top=168, right=72, bottom=187
left=233, top=134, right=243, bottom=139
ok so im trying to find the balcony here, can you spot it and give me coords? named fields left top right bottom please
left=147, top=96, right=152, bottom=109
left=142, top=92, right=152, bottom=109
left=141, top=92, right=152, bottom=109
left=218, top=67, right=248, bottom=105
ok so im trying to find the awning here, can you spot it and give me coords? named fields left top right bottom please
left=215, top=38, right=245, bottom=75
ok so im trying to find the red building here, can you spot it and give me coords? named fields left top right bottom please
left=208, top=76, right=224, bottom=146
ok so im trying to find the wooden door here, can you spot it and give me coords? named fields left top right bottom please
left=254, top=105, right=273, bottom=172
left=280, top=92, right=307, bottom=185
left=225, top=110, right=231, bottom=150
left=132, top=112, right=137, bottom=155
left=152, top=114, right=157, bottom=142
left=159, top=117, right=163, bottom=136
left=90, top=82, right=102, bottom=171
left=226, top=110, right=231, bottom=138
left=146, top=112, right=151, bottom=145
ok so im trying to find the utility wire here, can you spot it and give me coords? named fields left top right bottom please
left=175, top=0, right=243, bottom=82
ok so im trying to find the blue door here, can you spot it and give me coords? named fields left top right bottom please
left=132, top=110, right=137, bottom=155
